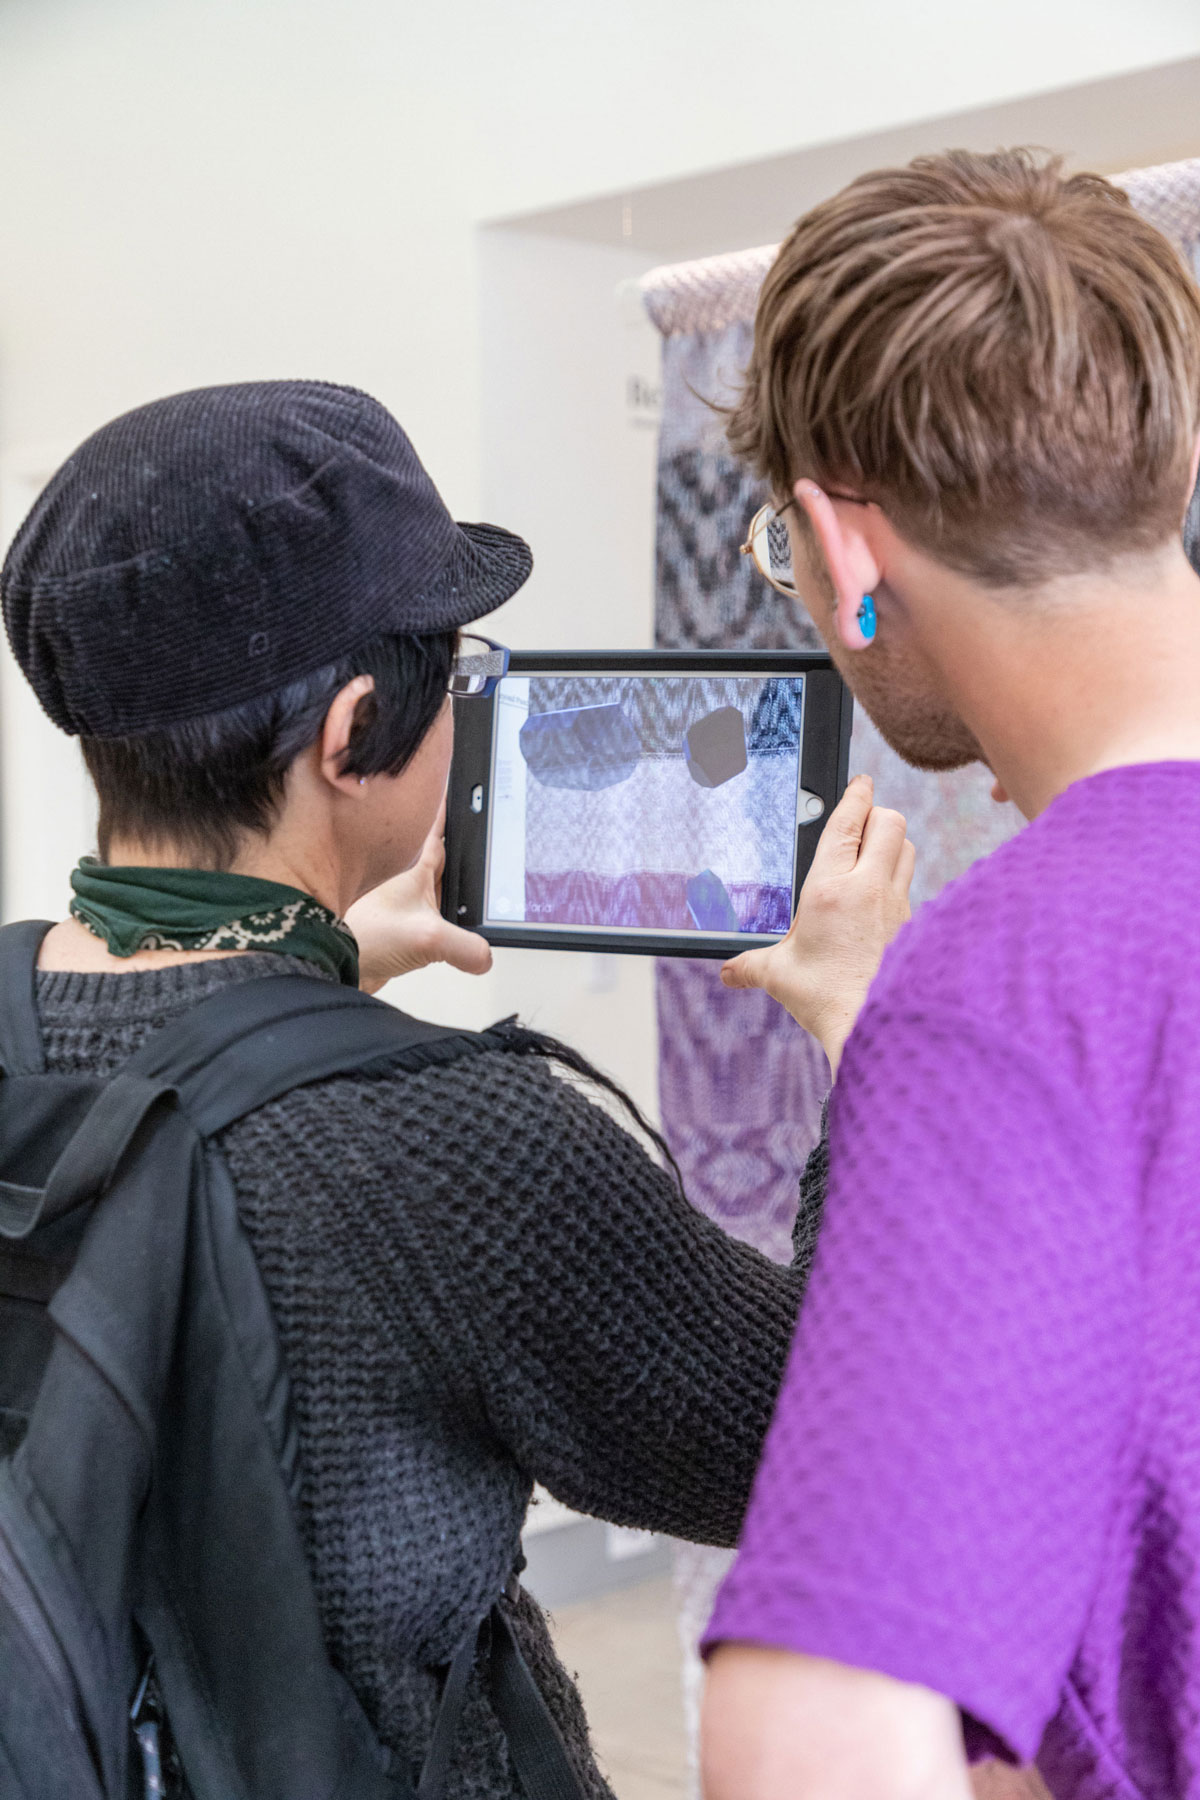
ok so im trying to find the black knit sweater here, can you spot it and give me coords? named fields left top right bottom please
left=36, top=955, right=826, bottom=1800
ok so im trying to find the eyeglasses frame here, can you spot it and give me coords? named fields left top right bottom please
left=740, top=489, right=872, bottom=597
left=449, top=633, right=511, bottom=700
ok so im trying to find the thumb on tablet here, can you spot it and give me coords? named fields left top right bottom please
left=808, top=773, right=874, bottom=876
left=432, top=919, right=494, bottom=977
left=720, top=945, right=771, bottom=993
left=718, top=774, right=913, bottom=1075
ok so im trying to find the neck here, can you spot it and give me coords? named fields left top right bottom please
left=904, top=542, right=1200, bottom=818
left=106, top=824, right=357, bottom=920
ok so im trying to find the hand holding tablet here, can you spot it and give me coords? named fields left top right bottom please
left=720, top=775, right=915, bottom=1074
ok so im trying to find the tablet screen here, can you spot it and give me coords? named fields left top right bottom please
left=482, top=672, right=807, bottom=939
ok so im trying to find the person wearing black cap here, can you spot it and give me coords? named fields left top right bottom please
left=0, top=381, right=911, bottom=1799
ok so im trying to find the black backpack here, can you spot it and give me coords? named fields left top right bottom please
left=0, top=921, right=584, bottom=1800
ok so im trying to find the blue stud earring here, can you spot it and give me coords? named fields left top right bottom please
left=856, top=593, right=877, bottom=643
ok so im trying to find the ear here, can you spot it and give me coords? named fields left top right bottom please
left=794, top=479, right=883, bottom=651
left=1188, top=432, right=1200, bottom=510
left=319, top=674, right=376, bottom=793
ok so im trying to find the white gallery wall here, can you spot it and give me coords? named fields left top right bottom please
left=3, top=0, right=1199, bottom=466
left=1, top=0, right=1200, bottom=1118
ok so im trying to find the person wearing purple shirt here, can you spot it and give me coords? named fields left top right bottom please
left=702, top=149, right=1200, bottom=1800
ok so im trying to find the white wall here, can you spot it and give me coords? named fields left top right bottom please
left=4, top=0, right=1199, bottom=506
left=468, top=0, right=1200, bottom=221
left=2, top=0, right=1199, bottom=1108
left=0, top=465, right=97, bottom=926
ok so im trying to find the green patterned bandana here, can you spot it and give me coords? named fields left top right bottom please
left=69, top=858, right=359, bottom=987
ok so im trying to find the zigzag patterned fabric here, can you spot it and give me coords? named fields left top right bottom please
left=641, top=155, right=1200, bottom=1776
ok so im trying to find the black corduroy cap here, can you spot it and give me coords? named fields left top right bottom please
left=0, top=380, right=533, bottom=737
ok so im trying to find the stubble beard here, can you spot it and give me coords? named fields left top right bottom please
left=834, top=645, right=985, bottom=773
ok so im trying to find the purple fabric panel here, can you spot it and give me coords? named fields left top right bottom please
left=523, top=871, right=790, bottom=935
left=652, top=323, right=1021, bottom=1254
left=657, top=961, right=828, bottom=1259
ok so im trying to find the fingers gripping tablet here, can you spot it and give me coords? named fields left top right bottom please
left=442, top=650, right=852, bottom=960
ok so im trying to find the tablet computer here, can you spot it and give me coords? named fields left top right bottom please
left=442, top=649, right=853, bottom=959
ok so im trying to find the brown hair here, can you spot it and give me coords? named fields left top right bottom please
left=729, top=148, right=1200, bottom=587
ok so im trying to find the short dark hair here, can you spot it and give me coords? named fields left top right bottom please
left=81, top=629, right=457, bottom=867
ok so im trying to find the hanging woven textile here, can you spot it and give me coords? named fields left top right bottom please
left=640, top=152, right=1200, bottom=1789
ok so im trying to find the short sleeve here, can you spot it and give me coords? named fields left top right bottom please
left=704, top=1005, right=1137, bottom=1763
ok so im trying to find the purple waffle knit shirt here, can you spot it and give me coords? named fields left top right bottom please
left=706, top=762, right=1200, bottom=1800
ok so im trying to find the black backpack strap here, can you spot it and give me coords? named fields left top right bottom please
left=416, top=1622, right=484, bottom=1800
left=488, top=1600, right=588, bottom=1800
left=0, top=922, right=53, bottom=1078
left=0, top=1073, right=171, bottom=1241
left=416, top=1597, right=587, bottom=1800
left=118, top=972, right=484, bottom=1135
